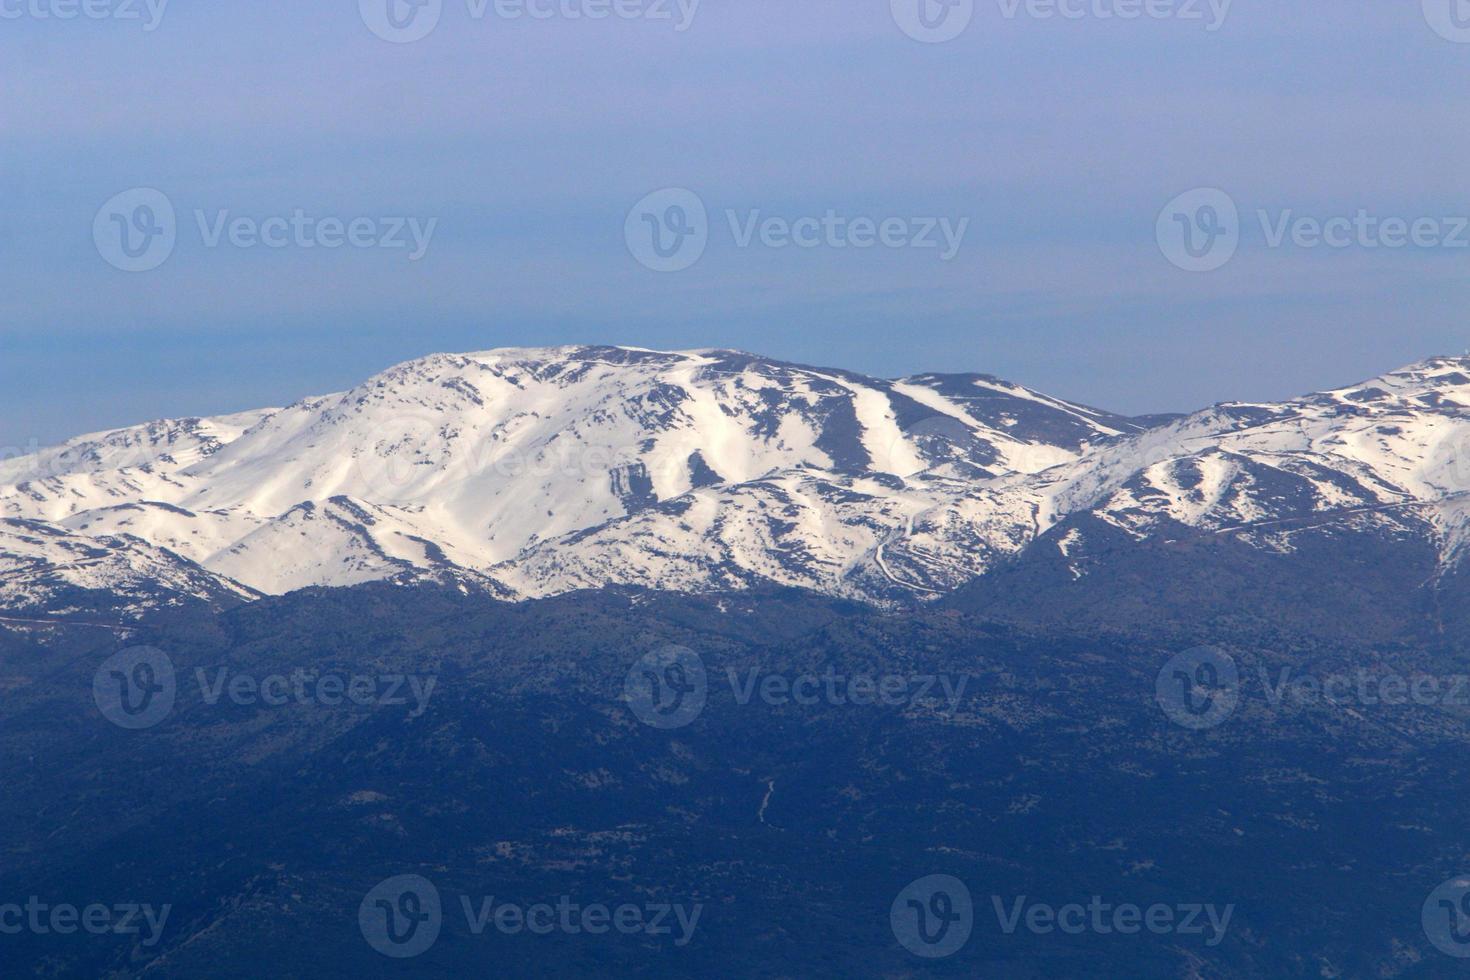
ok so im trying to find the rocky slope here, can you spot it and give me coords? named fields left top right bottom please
left=7, top=346, right=1470, bottom=615
left=0, top=346, right=1157, bottom=610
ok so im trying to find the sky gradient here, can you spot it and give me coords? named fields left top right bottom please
left=3, top=1, right=1469, bottom=447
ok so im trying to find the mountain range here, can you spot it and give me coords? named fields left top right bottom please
left=6, top=345, right=1470, bottom=620
left=10, top=347, right=1470, bottom=977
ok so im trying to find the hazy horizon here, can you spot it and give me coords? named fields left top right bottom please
left=14, top=340, right=1470, bottom=451
left=5, top=2, right=1468, bottom=446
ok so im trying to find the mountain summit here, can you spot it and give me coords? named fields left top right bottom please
left=4, top=347, right=1468, bottom=616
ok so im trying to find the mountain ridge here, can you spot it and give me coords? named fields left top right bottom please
left=5, top=345, right=1469, bottom=616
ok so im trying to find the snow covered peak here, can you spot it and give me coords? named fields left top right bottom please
left=1022, top=354, right=1470, bottom=572
left=0, top=410, right=276, bottom=485
left=13, top=345, right=1470, bottom=613
left=1309, top=355, right=1470, bottom=409
left=0, top=345, right=1154, bottom=605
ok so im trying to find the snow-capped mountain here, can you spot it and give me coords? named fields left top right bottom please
left=0, top=519, right=258, bottom=618
left=1022, top=355, right=1470, bottom=570
left=0, top=346, right=1155, bottom=611
left=6, top=345, right=1470, bottom=617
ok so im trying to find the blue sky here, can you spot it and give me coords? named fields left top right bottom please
left=3, top=0, right=1468, bottom=446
